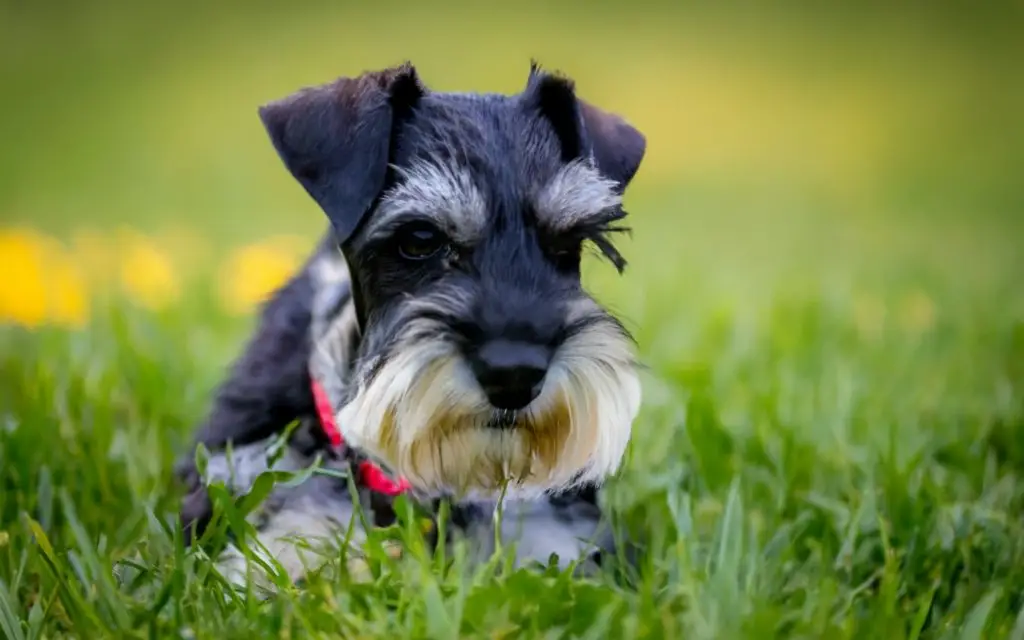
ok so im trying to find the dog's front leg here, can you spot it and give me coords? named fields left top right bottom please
left=214, top=480, right=365, bottom=594
left=176, top=234, right=353, bottom=542
left=175, top=265, right=319, bottom=489
left=196, top=432, right=368, bottom=593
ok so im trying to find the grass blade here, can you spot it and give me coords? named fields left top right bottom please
left=958, top=589, right=1001, bottom=640
left=0, top=577, right=26, bottom=640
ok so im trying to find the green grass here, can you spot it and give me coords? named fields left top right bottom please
left=3, top=1, right=1024, bottom=637
left=2, top=187, right=1023, bottom=637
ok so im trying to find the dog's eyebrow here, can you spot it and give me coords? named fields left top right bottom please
left=532, top=159, right=623, bottom=233
left=364, top=160, right=488, bottom=244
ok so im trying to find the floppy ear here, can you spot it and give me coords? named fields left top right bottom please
left=577, top=100, right=646, bottom=192
left=258, top=63, right=426, bottom=243
left=523, top=62, right=646, bottom=193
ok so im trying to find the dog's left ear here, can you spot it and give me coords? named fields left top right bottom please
left=577, top=100, right=647, bottom=192
left=523, top=63, right=646, bottom=193
left=258, top=63, right=426, bottom=244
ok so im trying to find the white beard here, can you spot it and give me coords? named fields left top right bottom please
left=335, top=303, right=642, bottom=499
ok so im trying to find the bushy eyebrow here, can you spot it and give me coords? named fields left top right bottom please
left=531, top=159, right=623, bottom=233
left=361, top=159, right=488, bottom=245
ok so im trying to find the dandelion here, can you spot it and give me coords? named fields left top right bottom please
left=116, top=229, right=181, bottom=311
left=0, top=227, right=88, bottom=328
left=48, top=256, right=88, bottom=327
left=218, top=236, right=306, bottom=315
left=0, top=228, right=49, bottom=327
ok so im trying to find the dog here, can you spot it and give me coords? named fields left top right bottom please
left=174, top=61, right=647, bottom=589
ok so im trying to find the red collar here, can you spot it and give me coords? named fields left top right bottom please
left=310, top=377, right=411, bottom=496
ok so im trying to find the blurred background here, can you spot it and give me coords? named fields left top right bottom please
left=1, top=0, right=1022, bottom=331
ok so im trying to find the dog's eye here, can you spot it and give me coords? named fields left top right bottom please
left=395, top=223, right=448, bottom=261
left=551, top=238, right=582, bottom=257
left=548, top=236, right=584, bottom=271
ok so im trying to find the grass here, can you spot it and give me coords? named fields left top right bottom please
left=1, top=189, right=1022, bottom=637
left=2, top=1, right=1024, bottom=637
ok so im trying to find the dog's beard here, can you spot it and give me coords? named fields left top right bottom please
left=336, top=310, right=641, bottom=499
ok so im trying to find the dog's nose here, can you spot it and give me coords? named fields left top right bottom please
left=471, top=339, right=550, bottom=410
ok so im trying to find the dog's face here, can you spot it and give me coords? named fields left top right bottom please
left=260, top=63, right=646, bottom=498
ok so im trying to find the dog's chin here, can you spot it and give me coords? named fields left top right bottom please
left=486, top=409, right=520, bottom=430
left=336, top=325, right=642, bottom=499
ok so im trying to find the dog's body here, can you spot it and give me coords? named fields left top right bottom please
left=176, top=63, right=646, bottom=588
left=181, top=233, right=613, bottom=586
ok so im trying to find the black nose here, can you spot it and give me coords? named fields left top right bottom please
left=471, top=339, right=550, bottom=410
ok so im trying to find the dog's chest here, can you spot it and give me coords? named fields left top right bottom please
left=334, top=437, right=609, bottom=571
left=365, top=484, right=608, bottom=571
left=203, top=416, right=609, bottom=573
left=441, top=495, right=607, bottom=569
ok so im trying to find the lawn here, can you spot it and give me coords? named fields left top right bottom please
left=2, top=3, right=1024, bottom=638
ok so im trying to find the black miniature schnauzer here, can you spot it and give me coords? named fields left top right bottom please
left=175, top=61, right=646, bottom=588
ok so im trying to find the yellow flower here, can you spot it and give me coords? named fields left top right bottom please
left=218, top=236, right=306, bottom=315
left=116, top=229, right=180, bottom=311
left=48, top=256, right=88, bottom=327
left=0, top=228, right=49, bottom=327
left=0, top=228, right=88, bottom=328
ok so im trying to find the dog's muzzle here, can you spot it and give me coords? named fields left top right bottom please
left=326, top=294, right=642, bottom=498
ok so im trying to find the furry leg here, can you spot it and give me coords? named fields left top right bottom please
left=175, top=231, right=353, bottom=542
left=196, top=430, right=368, bottom=592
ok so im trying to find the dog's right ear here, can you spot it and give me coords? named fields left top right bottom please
left=523, top=62, right=646, bottom=195
left=258, top=63, right=426, bottom=244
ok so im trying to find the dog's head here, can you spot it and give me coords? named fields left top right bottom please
left=260, top=62, right=646, bottom=498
